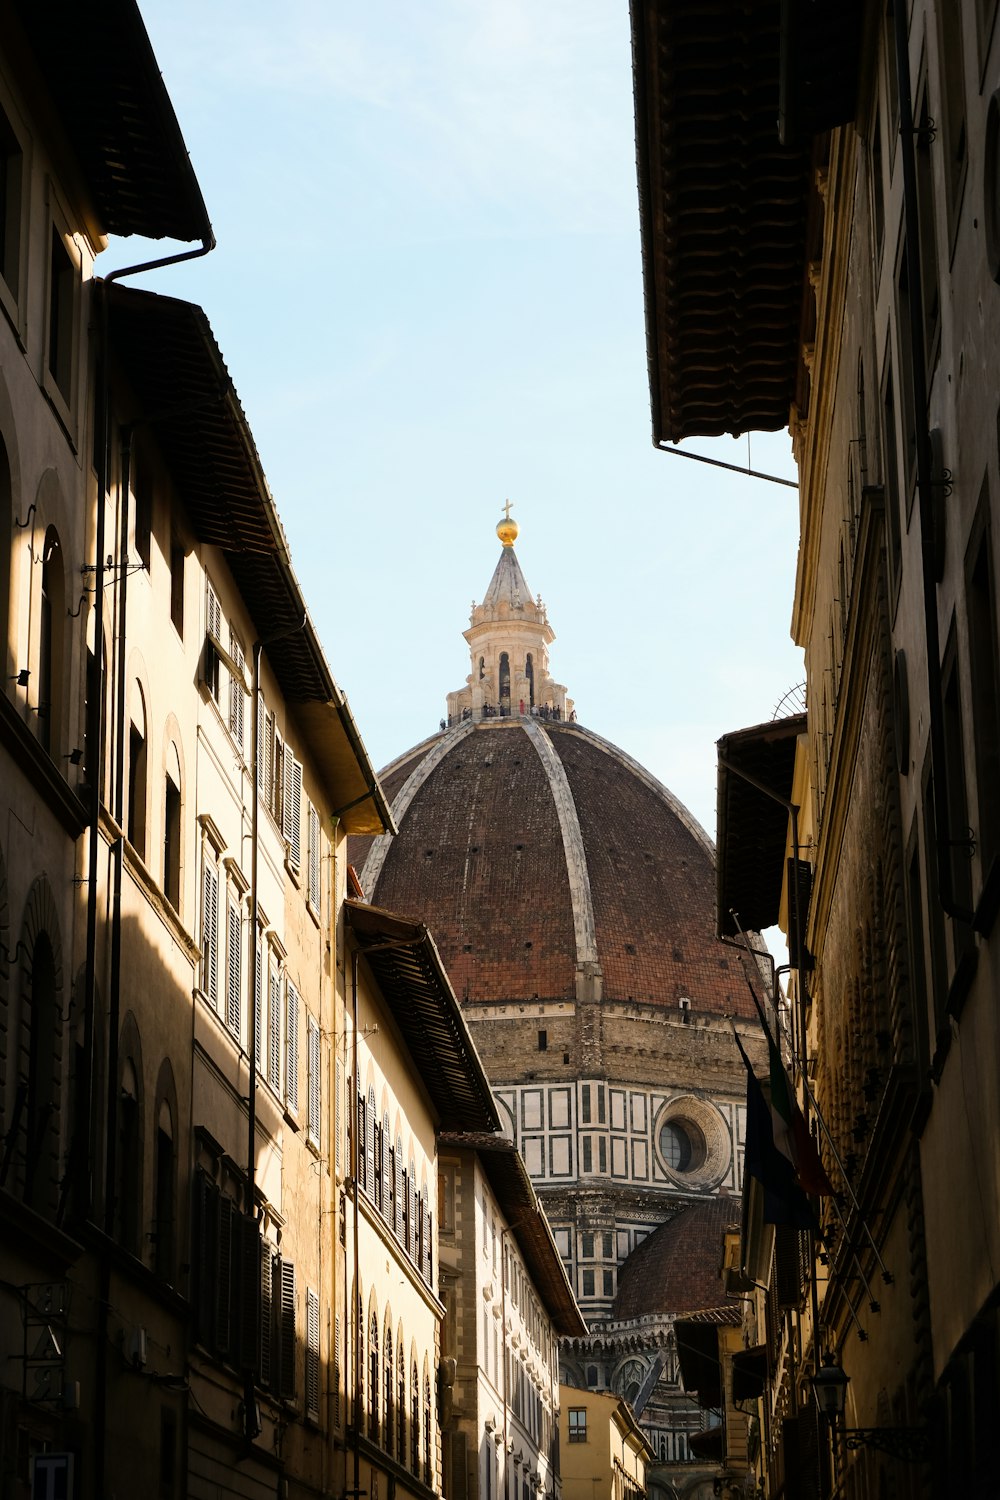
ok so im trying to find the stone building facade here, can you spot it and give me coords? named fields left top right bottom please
left=631, top=0, right=1000, bottom=1493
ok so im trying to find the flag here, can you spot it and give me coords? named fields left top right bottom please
left=767, top=1034, right=834, bottom=1196
left=735, top=1031, right=817, bottom=1230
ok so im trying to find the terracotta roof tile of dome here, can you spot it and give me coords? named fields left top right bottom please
left=611, top=1198, right=740, bottom=1320
left=349, top=511, right=754, bottom=1018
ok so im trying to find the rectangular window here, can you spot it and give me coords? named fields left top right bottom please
left=202, top=850, right=219, bottom=1006
left=170, top=535, right=184, bottom=637
left=580, top=1232, right=594, bottom=1258
left=581, top=1086, right=591, bottom=1124
left=48, top=224, right=75, bottom=402
left=227, top=901, right=242, bottom=1039
left=568, top=1408, right=587, bottom=1443
left=285, top=980, right=299, bottom=1114
left=582, top=1137, right=592, bottom=1173
left=598, top=1136, right=607, bottom=1173
left=133, top=450, right=152, bottom=570
left=603, top=1269, right=614, bottom=1297
left=0, top=103, right=23, bottom=304
left=305, top=1020, right=320, bottom=1146
left=229, top=631, right=245, bottom=750
left=254, top=926, right=264, bottom=1071
left=205, top=580, right=222, bottom=702
left=275, top=1258, right=296, bottom=1399
left=307, top=803, right=321, bottom=909
left=537, top=1028, right=547, bottom=1051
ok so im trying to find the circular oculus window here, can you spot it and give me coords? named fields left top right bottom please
left=653, top=1096, right=731, bottom=1187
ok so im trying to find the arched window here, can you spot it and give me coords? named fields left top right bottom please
left=127, top=682, right=147, bottom=858
left=499, top=652, right=510, bottom=711
left=525, top=652, right=535, bottom=708
left=397, top=1344, right=406, bottom=1467
left=410, top=1361, right=419, bottom=1473
left=369, top=1311, right=380, bottom=1443
left=38, top=528, right=64, bottom=754
left=383, top=1314, right=394, bottom=1451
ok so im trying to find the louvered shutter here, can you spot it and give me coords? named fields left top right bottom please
left=308, top=1019, right=322, bottom=1149
left=259, top=1245, right=273, bottom=1388
left=277, top=1259, right=296, bottom=1398
left=333, top=1313, right=341, bottom=1426
left=254, top=930, right=263, bottom=1071
left=426, top=1210, right=433, bottom=1285
left=335, top=1059, right=343, bottom=1170
left=203, top=856, right=219, bottom=1004
left=408, top=1169, right=417, bottom=1257
left=283, top=749, right=302, bottom=871
left=381, top=1117, right=390, bottom=1212
left=366, top=1089, right=375, bottom=1194
left=308, top=804, right=321, bottom=908
left=395, top=1144, right=403, bottom=1238
left=263, top=711, right=275, bottom=812
left=305, top=1288, right=320, bottom=1420
left=416, top=1192, right=424, bottom=1271
left=227, top=902, right=242, bottom=1036
left=238, top=1215, right=260, bottom=1372
left=216, top=1196, right=235, bottom=1354
left=268, top=961, right=281, bottom=1089
left=357, top=1094, right=366, bottom=1193
left=285, top=982, right=299, bottom=1113
left=257, top=694, right=266, bottom=794
left=229, top=632, right=245, bottom=748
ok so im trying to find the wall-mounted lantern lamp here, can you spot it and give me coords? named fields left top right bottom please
left=810, top=1355, right=930, bottom=1463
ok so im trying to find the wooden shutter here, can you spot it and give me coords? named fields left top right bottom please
left=276, top=1258, right=296, bottom=1398
left=202, top=854, right=219, bottom=1005
left=357, top=1094, right=367, bottom=1193
left=381, top=1117, right=390, bottom=1213
left=308, top=1018, right=322, bottom=1149
left=227, top=902, right=242, bottom=1036
left=236, top=1213, right=260, bottom=1372
left=192, top=1170, right=218, bottom=1347
left=256, top=693, right=266, bottom=794
left=216, top=1196, right=235, bottom=1354
left=333, top=1314, right=341, bottom=1427
left=283, top=750, right=302, bottom=871
left=426, top=1210, right=434, bottom=1285
left=268, top=960, right=281, bottom=1089
left=366, top=1089, right=376, bottom=1193
left=254, top=929, right=263, bottom=1071
left=228, top=632, right=245, bottom=748
left=285, top=981, right=299, bottom=1113
left=306, top=1288, right=320, bottom=1420
left=259, top=1244, right=273, bottom=1388
left=308, top=803, right=321, bottom=908
left=335, top=1058, right=343, bottom=1171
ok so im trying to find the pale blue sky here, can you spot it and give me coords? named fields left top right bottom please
left=104, top=0, right=804, bottom=839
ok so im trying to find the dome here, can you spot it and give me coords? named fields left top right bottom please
left=612, top=1198, right=739, bottom=1319
left=354, top=718, right=750, bottom=1017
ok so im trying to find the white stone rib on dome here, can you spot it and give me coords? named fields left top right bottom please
left=359, top=720, right=477, bottom=895
left=522, top=718, right=598, bottom=967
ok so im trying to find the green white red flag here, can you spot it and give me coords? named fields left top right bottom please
left=767, top=1035, right=834, bottom=1197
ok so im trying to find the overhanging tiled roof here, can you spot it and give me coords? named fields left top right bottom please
left=439, top=1131, right=587, bottom=1338
left=630, top=0, right=862, bottom=443
left=345, top=902, right=499, bottom=1134
left=106, top=284, right=392, bottom=835
left=716, top=713, right=805, bottom=939
left=13, top=0, right=212, bottom=244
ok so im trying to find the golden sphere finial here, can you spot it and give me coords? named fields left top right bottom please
left=496, top=499, right=519, bottom=548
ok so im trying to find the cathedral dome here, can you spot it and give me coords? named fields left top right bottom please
left=612, top=1198, right=739, bottom=1319
left=354, top=717, right=749, bottom=1017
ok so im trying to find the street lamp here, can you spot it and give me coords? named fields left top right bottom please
left=810, top=1355, right=930, bottom=1463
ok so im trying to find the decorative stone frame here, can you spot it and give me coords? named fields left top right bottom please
left=652, top=1094, right=732, bottom=1190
